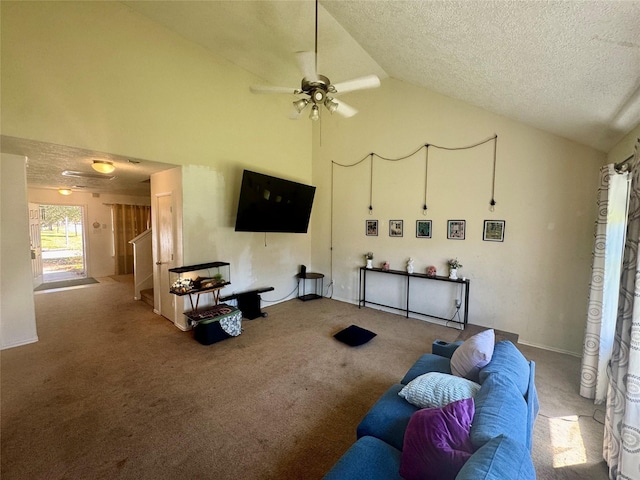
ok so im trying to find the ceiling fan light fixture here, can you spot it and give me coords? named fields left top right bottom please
left=312, top=89, right=325, bottom=104
left=58, top=188, right=73, bottom=196
left=92, top=160, right=115, bottom=174
left=309, top=104, right=320, bottom=121
left=324, top=97, right=339, bottom=114
left=293, top=98, right=310, bottom=113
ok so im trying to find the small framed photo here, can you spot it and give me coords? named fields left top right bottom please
left=366, top=219, right=378, bottom=236
left=447, top=220, right=466, bottom=240
left=483, top=220, right=505, bottom=242
left=416, top=220, right=432, bottom=238
left=389, top=220, right=403, bottom=237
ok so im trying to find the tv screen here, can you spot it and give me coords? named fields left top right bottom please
left=234, top=170, right=316, bottom=233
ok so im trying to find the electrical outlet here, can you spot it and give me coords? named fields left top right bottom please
left=455, top=299, right=462, bottom=308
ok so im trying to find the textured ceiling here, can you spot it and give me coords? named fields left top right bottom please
left=1, top=136, right=175, bottom=197
left=4, top=1, right=640, bottom=197
left=128, top=0, right=640, bottom=153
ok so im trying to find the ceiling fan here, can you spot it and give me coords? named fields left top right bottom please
left=249, top=0, right=381, bottom=120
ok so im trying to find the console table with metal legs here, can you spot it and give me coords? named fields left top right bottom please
left=358, top=267, right=470, bottom=328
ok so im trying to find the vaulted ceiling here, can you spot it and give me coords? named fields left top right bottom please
left=6, top=1, right=640, bottom=196
left=127, top=0, right=640, bottom=153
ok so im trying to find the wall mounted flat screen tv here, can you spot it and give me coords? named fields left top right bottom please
left=234, top=170, right=316, bottom=233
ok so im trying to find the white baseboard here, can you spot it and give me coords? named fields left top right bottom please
left=174, top=321, right=190, bottom=332
left=1, top=335, right=39, bottom=350
left=518, top=340, right=581, bottom=357
left=153, top=309, right=161, bottom=315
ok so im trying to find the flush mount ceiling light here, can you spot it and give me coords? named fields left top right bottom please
left=58, top=188, right=72, bottom=195
left=92, top=160, right=115, bottom=174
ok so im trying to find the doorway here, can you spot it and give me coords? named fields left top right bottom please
left=39, top=204, right=87, bottom=282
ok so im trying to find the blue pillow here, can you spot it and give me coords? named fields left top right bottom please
left=470, top=374, right=528, bottom=449
left=456, top=435, right=535, bottom=480
left=478, top=341, right=530, bottom=394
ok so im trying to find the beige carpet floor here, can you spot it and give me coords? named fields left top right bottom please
left=1, top=276, right=608, bottom=479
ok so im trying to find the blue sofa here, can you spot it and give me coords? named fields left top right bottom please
left=324, top=340, right=539, bottom=480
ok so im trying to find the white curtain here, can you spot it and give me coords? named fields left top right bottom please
left=604, top=139, right=640, bottom=479
left=580, top=165, right=630, bottom=402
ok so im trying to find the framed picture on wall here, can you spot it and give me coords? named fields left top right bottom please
left=483, top=220, right=505, bottom=242
left=366, top=219, right=378, bottom=236
left=447, top=220, right=466, bottom=240
left=416, top=220, right=432, bottom=238
left=389, top=220, right=403, bottom=237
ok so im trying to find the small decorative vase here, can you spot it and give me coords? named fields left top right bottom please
left=366, top=259, right=373, bottom=269
left=449, top=268, right=458, bottom=280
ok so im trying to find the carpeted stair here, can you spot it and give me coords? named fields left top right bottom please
left=140, top=288, right=154, bottom=308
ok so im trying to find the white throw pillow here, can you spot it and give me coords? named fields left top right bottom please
left=398, top=372, right=481, bottom=409
left=450, top=329, right=495, bottom=382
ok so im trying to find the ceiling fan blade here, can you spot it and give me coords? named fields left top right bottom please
left=332, top=75, right=381, bottom=95
left=295, top=51, right=319, bottom=82
left=333, top=99, right=358, bottom=118
left=250, top=85, right=298, bottom=94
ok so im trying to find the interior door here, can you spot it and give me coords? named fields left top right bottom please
left=28, top=203, right=43, bottom=288
left=156, top=194, right=175, bottom=323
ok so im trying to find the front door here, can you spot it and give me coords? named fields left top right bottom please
left=28, top=203, right=43, bottom=288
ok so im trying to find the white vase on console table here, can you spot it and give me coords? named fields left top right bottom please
left=407, top=258, right=414, bottom=274
left=449, top=268, right=458, bottom=280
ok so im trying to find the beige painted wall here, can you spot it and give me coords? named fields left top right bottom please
left=1, top=2, right=314, bottom=309
left=1, top=154, right=38, bottom=349
left=27, top=188, right=151, bottom=278
left=312, top=79, right=606, bottom=355
left=2, top=1, right=626, bottom=354
left=607, top=124, right=640, bottom=163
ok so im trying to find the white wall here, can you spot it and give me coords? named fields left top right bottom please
left=1, top=1, right=620, bottom=354
left=1, top=2, right=314, bottom=313
left=607, top=124, right=640, bottom=163
left=27, top=188, right=151, bottom=278
left=311, top=79, right=606, bottom=355
left=1, top=154, right=38, bottom=349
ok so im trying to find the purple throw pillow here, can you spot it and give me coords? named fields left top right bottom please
left=400, top=398, right=475, bottom=480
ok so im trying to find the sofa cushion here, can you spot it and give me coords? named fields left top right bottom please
left=398, top=372, right=480, bottom=408
left=401, top=354, right=452, bottom=385
left=400, top=398, right=475, bottom=480
left=470, top=374, right=528, bottom=449
left=456, top=435, right=535, bottom=480
left=357, top=384, right=419, bottom=451
left=322, top=436, right=402, bottom=480
left=450, top=329, right=495, bottom=382
left=478, top=341, right=530, bottom=394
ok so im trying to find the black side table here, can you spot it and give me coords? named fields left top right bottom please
left=296, top=272, right=324, bottom=301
